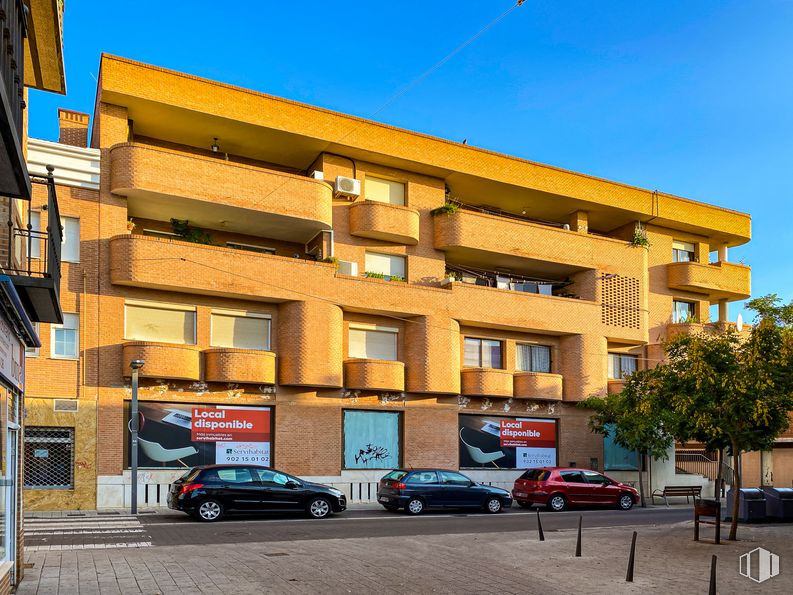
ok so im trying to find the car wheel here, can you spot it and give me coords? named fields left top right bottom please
left=618, top=493, right=634, bottom=510
left=484, top=497, right=503, bottom=514
left=406, top=497, right=425, bottom=515
left=517, top=501, right=532, bottom=509
left=307, top=497, right=332, bottom=519
left=547, top=494, right=567, bottom=512
left=196, top=499, right=224, bottom=522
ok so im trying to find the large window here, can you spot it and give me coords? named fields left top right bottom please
left=464, top=337, right=502, bottom=368
left=61, top=216, right=80, bottom=263
left=51, top=313, right=79, bottom=359
left=516, top=344, right=551, bottom=373
left=608, top=353, right=638, bottom=380
left=365, top=176, right=405, bottom=205
left=672, top=300, right=697, bottom=323
left=343, top=410, right=400, bottom=469
left=603, top=423, right=640, bottom=471
left=124, top=301, right=196, bottom=345
left=211, top=310, right=271, bottom=350
left=348, top=324, right=398, bottom=361
left=364, top=252, right=406, bottom=279
left=672, top=240, right=695, bottom=263
left=24, top=427, right=74, bottom=489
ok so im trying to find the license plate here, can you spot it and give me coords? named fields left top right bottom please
left=516, top=492, right=528, bottom=498
left=379, top=496, right=389, bottom=502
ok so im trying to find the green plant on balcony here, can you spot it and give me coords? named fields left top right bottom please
left=677, top=314, right=701, bottom=325
left=126, top=218, right=136, bottom=232
left=389, top=275, right=406, bottom=282
left=364, top=271, right=385, bottom=279
left=430, top=201, right=459, bottom=216
left=170, top=218, right=213, bottom=245
left=630, top=222, right=650, bottom=248
left=321, top=256, right=339, bottom=267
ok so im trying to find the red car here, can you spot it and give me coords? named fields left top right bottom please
left=512, top=467, right=640, bottom=512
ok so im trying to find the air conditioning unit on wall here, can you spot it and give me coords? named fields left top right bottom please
left=335, top=176, right=360, bottom=199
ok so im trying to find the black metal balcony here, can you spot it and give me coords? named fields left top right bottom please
left=0, top=0, right=31, bottom=199
left=3, top=167, right=63, bottom=323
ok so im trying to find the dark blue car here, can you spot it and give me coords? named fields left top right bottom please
left=377, top=468, right=512, bottom=514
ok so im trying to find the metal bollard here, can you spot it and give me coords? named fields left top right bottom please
left=575, top=515, right=582, bottom=557
left=537, top=509, right=545, bottom=542
left=709, top=555, right=717, bottom=595
left=626, top=531, right=637, bottom=582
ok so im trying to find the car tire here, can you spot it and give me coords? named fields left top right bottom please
left=307, top=497, right=332, bottom=519
left=547, top=494, right=567, bottom=512
left=484, top=497, right=503, bottom=514
left=196, top=499, right=224, bottom=522
left=405, top=497, right=425, bottom=515
left=617, top=493, right=634, bottom=511
left=517, top=501, right=532, bottom=509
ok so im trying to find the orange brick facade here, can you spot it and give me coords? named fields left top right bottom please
left=23, top=55, right=769, bottom=511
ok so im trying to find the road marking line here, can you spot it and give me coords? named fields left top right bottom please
left=26, top=542, right=152, bottom=552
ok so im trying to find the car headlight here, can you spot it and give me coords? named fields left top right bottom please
left=328, top=488, right=344, bottom=497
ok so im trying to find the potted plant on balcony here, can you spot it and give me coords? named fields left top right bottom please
left=631, top=222, right=650, bottom=248
left=127, top=218, right=136, bottom=232
left=170, top=218, right=213, bottom=245
left=430, top=201, right=459, bottom=216
left=441, top=270, right=461, bottom=286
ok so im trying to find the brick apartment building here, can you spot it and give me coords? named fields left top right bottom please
left=22, top=54, right=788, bottom=513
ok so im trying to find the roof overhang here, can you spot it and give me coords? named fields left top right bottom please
left=23, top=0, right=66, bottom=94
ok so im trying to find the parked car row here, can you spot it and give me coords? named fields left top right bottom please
left=168, top=464, right=639, bottom=521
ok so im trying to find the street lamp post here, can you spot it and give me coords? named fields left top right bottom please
left=129, top=359, right=145, bottom=514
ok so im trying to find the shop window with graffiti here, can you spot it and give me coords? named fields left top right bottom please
left=343, top=410, right=400, bottom=469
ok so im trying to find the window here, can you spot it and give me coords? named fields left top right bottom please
left=24, top=427, right=74, bottom=489
left=61, top=216, right=80, bottom=263
left=559, top=471, right=586, bottom=483
left=364, top=252, right=406, bottom=279
left=407, top=471, right=439, bottom=484
left=608, top=353, right=638, bottom=380
left=464, top=337, right=502, bottom=368
left=29, top=211, right=41, bottom=259
left=211, top=310, right=271, bottom=350
left=343, top=410, right=400, bottom=469
left=253, top=469, right=292, bottom=485
left=124, top=301, right=196, bottom=345
left=214, top=468, right=254, bottom=484
left=672, top=300, right=697, bottom=323
left=365, top=176, right=405, bottom=205
left=226, top=242, right=276, bottom=255
left=519, top=469, right=551, bottom=481
left=672, top=240, right=696, bottom=263
left=348, top=324, right=398, bottom=361
left=604, top=423, right=640, bottom=471
left=582, top=471, right=611, bottom=485
left=440, top=471, right=472, bottom=486
left=25, top=322, right=40, bottom=357
left=516, top=344, right=551, bottom=372
left=51, top=313, right=79, bottom=359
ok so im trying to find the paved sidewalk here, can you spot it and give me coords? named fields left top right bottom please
left=18, top=520, right=790, bottom=594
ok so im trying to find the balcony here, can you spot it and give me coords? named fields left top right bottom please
left=513, top=372, right=563, bottom=400
left=205, top=348, right=276, bottom=384
left=607, top=380, right=627, bottom=395
left=109, top=234, right=336, bottom=300
left=433, top=208, right=644, bottom=276
left=0, top=0, right=29, bottom=198
left=4, top=171, right=63, bottom=323
left=109, top=143, right=333, bottom=242
left=343, top=359, right=405, bottom=391
left=460, top=368, right=513, bottom=398
left=666, top=261, right=751, bottom=301
left=349, top=200, right=420, bottom=245
left=121, top=341, right=200, bottom=381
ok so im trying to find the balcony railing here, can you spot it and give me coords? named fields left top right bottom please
left=3, top=167, right=63, bottom=323
left=445, top=264, right=577, bottom=298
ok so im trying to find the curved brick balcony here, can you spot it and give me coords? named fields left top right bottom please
left=121, top=341, right=200, bottom=381
left=349, top=200, right=420, bottom=245
left=666, top=261, right=750, bottom=301
left=513, top=372, right=563, bottom=400
left=204, top=348, right=276, bottom=384
left=460, top=368, right=513, bottom=398
left=343, top=359, right=405, bottom=391
left=110, top=143, right=333, bottom=241
left=607, top=380, right=627, bottom=395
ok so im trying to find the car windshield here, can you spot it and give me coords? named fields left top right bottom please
left=383, top=470, right=408, bottom=481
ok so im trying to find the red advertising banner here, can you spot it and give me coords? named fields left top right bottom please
left=499, top=419, right=556, bottom=448
left=191, top=407, right=271, bottom=443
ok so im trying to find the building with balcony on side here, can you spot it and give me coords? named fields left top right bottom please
left=23, top=54, right=765, bottom=515
left=0, top=0, right=66, bottom=590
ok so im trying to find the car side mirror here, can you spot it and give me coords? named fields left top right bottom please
left=469, top=481, right=477, bottom=487
left=285, top=480, right=300, bottom=489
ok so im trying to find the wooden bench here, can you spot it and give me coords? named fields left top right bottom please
left=694, top=499, right=721, bottom=544
left=651, top=485, right=702, bottom=506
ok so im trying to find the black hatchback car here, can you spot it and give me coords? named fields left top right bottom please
left=168, top=464, right=347, bottom=522
left=377, top=469, right=512, bottom=514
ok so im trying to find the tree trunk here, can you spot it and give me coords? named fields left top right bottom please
left=637, top=451, right=646, bottom=508
left=715, top=447, right=724, bottom=502
left=728, top=446, right=741, bottom=541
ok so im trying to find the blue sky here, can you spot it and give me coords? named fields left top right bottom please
left=27, top=1, right=793, bottom=321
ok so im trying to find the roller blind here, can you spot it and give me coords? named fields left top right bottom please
left=364, top=252, right=405, bottom=277
left=348, top=327, right=398, bottom=360
left=365, top=176, right=405, bottom=205
left=672, top=241, right=695, bottom=252
left=125, top=301, right=196, bottom=345
left=211, top=312, right=270, bottom=350
left=61, top=216, right=80, bottom=262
